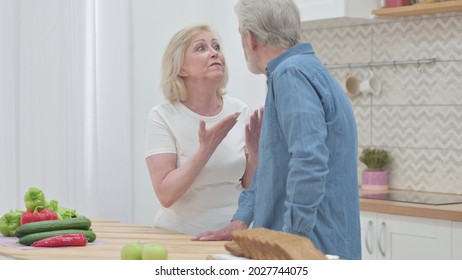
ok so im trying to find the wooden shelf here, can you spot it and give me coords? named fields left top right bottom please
left=372, top=1, right=462, bottom=17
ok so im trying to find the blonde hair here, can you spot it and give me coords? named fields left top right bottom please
left=161, top=24, right=228, bottom=102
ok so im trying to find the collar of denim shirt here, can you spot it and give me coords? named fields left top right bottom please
left=265, top=42, right=315, bottom=77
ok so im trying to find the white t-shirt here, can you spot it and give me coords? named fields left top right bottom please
left=145, top=95, right=251, bottom=235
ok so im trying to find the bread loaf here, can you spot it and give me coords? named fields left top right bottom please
left=225, top=227, right=327, bottom=260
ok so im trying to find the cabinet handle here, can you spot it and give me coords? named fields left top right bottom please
left=377, top=221, right=386, bottom=257
left=365, top=220, right=373, bottom=255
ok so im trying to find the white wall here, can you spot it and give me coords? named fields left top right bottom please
left=131, top=0, right=266, bottom=225
left=0, top=0, right=20, bottom=212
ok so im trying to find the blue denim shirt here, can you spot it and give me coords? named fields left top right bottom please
left=232, top=43, right=361, bottom=260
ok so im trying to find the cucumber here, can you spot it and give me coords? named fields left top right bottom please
left=19, top=229, right=97, bottom=246
left=14, top=217, right=92, bottom=238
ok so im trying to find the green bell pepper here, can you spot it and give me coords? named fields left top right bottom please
left=0, top=209, right=24, bottom=236
left=24, top=187, right=46, bottom=211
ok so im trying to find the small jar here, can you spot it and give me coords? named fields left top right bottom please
left=385, top=0, right=412, bottom=7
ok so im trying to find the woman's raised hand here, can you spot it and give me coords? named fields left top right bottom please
left=198, top=112, right=241, bottom=153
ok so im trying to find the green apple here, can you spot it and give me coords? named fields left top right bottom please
left=141, top=243, right=168, bottom=260
left=121, top=242, right=143, bottom=260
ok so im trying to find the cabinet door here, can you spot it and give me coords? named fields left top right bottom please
left=294, top=0, right=344, bottom=21
left=294, top=0, right=379, bottom=22
left=360, top=211, right=378, bottom=259
left=378, top=213, right=452, bottom=260
left=452, top=222, right=462, bottom=260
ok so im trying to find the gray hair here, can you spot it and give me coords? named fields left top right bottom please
left=161, top=24, right=228, bottom=102
left=234, top=0, right=301, bottom=49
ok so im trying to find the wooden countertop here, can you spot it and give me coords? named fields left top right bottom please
left=2, top=190, right=461, bottom=260
left=0, top=218, right=228, bottom=260
left=360, top=189, right=462, bottom=222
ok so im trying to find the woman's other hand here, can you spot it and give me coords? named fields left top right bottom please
left=241, top=108, right=263, bottom=188
left=191, top=220, right=248, bottom=241
left=245, top=108, right=263, bottom=158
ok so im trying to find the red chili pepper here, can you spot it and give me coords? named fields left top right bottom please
left=31, top=233, right=88, bottom=247
left=20, top=209, right=59, bottom=225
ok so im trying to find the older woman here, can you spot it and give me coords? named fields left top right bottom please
left=145, top=24, right=261, bottom=235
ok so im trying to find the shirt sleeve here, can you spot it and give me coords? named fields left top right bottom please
left=144, top=108, right=177, bottom=158
left=273, top=66, right=330, bottom=235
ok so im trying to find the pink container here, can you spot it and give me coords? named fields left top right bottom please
left=361, top=171, right=389, bottom=191
left=385, top=0, right=412, bottom=7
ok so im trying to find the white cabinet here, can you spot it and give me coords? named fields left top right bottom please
left=294, top=0, right=380, bottom=22
left=360, top=211, right=452, bottom=260
left=452, top=222, right=462, bottom=259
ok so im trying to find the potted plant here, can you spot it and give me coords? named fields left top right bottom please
left=359, top=147, right=392, bottom=191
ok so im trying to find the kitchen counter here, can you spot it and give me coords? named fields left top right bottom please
left=0, top=218, right=228, bottom=260
left=2, top=190, right=461, bottom=260
left=360, top=189, right=462, bottom=222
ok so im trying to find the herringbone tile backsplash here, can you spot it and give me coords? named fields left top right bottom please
left=303, top=14, right=462, bottom=195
